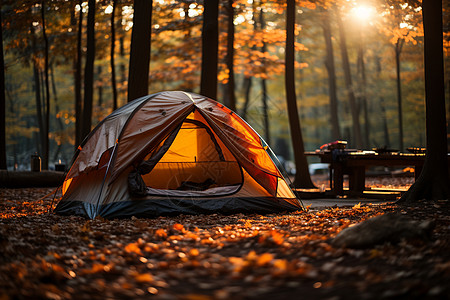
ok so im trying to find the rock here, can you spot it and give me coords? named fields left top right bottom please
left=331, top=213, right=435, bottom=248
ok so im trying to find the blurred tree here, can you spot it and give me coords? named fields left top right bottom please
left=399, top=0, right=449, bottom=202
left=0, top=2, right=6, bottom=170
left=74, top=0, right=83, bottom=148
left=110, top=0, right=118, bottom=110
left=128, top=0, right=152, bottom=102
left=320, top=6, right=340, bottom=141
left=41, top=0, right=50, bottom=170
left=335, top=7, right=362, bottom=149
left=224, top=0, right=236, bottom=111
left=200, top=0, right=218, bottom=99
left=285, top=0, right=315, bottom=188
left=379, top=1, right=423, bottom=151
left=81, top=0, right=96, bottom=139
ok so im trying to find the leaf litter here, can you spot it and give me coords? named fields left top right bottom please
left=0, top=187, right=449, bottom=299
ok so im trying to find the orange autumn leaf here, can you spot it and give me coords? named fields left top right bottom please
left=134, top=273, right=154, bottom=283
left=155, top=228, right=167, bottom=238
left=124, top=242, right=143, bottom=256
left=173, top=223, right=184, bottom=231
left=257, top=253, right=274, bottom=266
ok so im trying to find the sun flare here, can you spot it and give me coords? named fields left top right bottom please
left=351, top=5, right=375, bottom=22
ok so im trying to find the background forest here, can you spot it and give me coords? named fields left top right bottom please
left=1, top=0, right=449, bottom=171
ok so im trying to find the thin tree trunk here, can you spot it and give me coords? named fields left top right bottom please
left=33, top=61, right=43, bottom=156
left=241, top=0, right=257, bottom=119
left=259, top=4, right=270, bottom=145
left=0, top=3, right=6, bottom=169
left=30, top=22, right=44, bottom=156
left=395, top=39, right=404, bottom=151
left=285, top=0, right=315, bottom=189
left=375, top=55, right=390, bottom=148
left=110, top=0, right=118, bottom=110
left=41, top=0, right=50, bottom=170
left=399, top=0, right=449, bottom=202
left=97, top=65, right=103, bottom=107
left=81, top=0, right=96, bottom=139
left=241, top=76, right=252, bottom=119
left=200, top=0, right=219, bottom=99
left=336, top=9, right=362, bottom=149
left=50, top=63, right=66, bottom=163
left=321, top=8, right=340, bottom=140
left=128, top=0, right=152, bottom=102
left=5, top=87, right=18, bottom=169
left=75, top=0, right=83, bottom=148
left=357, top=36, right=369, bottom=148
left=225, top=0, right=236, bottom=111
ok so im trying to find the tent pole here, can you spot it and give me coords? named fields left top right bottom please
left=94, top=141, right=118, bottom=218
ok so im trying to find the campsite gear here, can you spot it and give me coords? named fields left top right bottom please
left=31, top=153, right=41, bottom=172
left=54, top=91, right=303, bottom=219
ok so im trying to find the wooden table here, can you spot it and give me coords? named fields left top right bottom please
left=305, top=150, right=432, bottom=196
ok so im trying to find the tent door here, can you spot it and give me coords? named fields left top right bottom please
left=133, top=118, right=243, bottom=196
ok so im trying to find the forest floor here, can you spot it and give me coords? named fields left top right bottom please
left=0, top=176, right=449, bottom=300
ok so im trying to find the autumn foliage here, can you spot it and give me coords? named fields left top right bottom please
left=1, top=188, right=449, bottom=299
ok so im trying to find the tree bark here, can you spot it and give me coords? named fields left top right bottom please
left=395, top=39, right=404, bottom=151
left=241, top=76, right=251, bottom=119
left=375, top=55, right=390, bottom=148
left=127, top=0, right=152, bottom=102
left=321, top=8, right=340, bottom=141
left=259, top=4, right=270, bottom=146
left=225, top=0, right=236, bottom=111
left=81, top=0, right=96, bottom=140
left=398, top=0, right=449, bottom=203
left=110, top=0, right=118, bottom=110
left=41, top=0, right=50, bottom=170
left=200, top=0, right=219, bottom=99
left=30, top=22, right=44, bottom=156
left=336, top=9, right=362, bottom=149
left=50, top=63, right=66, bottom=163
left=285, top=0, right=315, bottom=189
left=74, top=0, right=83, bottom=148
left=357, top=36, right=369, bottom=148
left=0, top=3, right=6, bottom=170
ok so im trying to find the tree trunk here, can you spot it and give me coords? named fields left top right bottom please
left=110, top=0, right=118, bottom=110
left=398, top=0, right=449, bottom=203
left=74, top=0, right=83, bottom=148
left=0, top=3, right=6, bottom=170
left=200, top=0, right=219, bottom=99
left=285, top=0, right=315, bottom=189
left=41, top=0, right=50, bottom=170
left=81, top=0, right=96, bottom=140
left=259, top=4, right=270, bottom=146
left=225, top=0, right=236, bottom=111
left=357, top=37, right=369, bottom=148
left=30, top=22, right=44, bottom=156
left=375, top=55, right=390, bottom=148
left=97, top=65, right=103, bottom=107
left=336, top=9, right=362, bottom=149
left=395, top=39, right=404, bottom=151
left=241, top=76, right=252, bottom=119
left=241, top=0, right=257, bottom=120
left=50, top=63, right=66, bottom=163
left=127, top=0, right=152, bottom=102
left=321, top=8, right=340, bottom=141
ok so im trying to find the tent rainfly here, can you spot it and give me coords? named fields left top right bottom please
left=54, top=91, right=303, bottom=219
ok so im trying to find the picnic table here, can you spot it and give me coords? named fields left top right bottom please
left=305, top=149, right=438, bottom=196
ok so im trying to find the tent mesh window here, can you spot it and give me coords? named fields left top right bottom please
left=141, top=118, right=243, bottom=192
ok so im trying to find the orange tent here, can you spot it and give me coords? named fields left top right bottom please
left=55, top=91, right=303, bottom=219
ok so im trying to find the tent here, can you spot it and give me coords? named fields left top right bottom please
left=54, top=91, right=303, bottom=219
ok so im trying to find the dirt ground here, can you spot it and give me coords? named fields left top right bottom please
left=0, top=183, right=449, bottom=300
